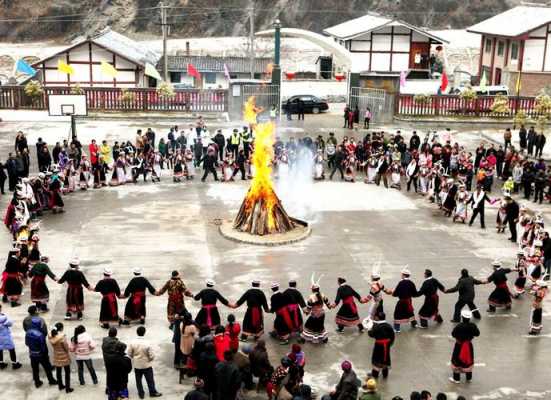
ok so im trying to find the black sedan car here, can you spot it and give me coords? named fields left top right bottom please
left=281, top=95, right=329, bottom=114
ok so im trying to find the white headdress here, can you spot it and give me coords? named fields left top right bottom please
left=310, top=273, right=323, bottom=290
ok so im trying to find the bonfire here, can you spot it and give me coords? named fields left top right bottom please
left=233, top=98, right=298, bottom=235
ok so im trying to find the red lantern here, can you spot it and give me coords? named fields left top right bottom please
left=285, top=71, right=295, bottom=80
left=335, top=73, right=346, bottom=82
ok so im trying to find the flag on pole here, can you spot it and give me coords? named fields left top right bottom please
left=100, top=61, right=118, bottom=78
left=144, top=62, right=162, bottom=81
left=223, top=63, right=231, bottom=80
left=440, top=71, right=449, bottom=93
left=57, top=59, right=74, bottom=75
left=399, top=70, right=407, bottom=88
left=515, top=72, right=522, bottom=95
left=187, top=63, right=201, bottom=80
left=15, top=59, right=36, bottom=76
left=479, top=71, right=487, bottom=93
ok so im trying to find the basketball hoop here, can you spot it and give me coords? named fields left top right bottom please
left=48, top=94, right=87, bottom=141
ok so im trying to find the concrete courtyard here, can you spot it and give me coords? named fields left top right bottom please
left=0, top=112, right=549, bottom=400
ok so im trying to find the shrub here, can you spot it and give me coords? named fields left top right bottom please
left=70, top=84, right=84, bottom=95
left=535, top=93, right=551, bottom=116
left=413, top=94, right=431, bottom=105
left=156, top=81, right=175, bottom=99
left=490, top=94, right=510, bottom=115
left=513, top=110, right=527, bottom=127
left=536, top=115, right=548, bottom=134
left=459, top=88, right=477, bottom=102
left=119, top=88, right=136, bottom=103
left=24, top=80, right=44, bottom=98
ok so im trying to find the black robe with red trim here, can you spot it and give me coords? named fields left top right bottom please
left=487, top=268, right=513, bottom=307
left=283, top=287, right=306, bottom=332
left=58, top=269, right=89, bottom=312
left=123, top=276, right=156, bottom=321
left=393, top=279, right=417, bottom=323
left=416, top=277, right=445, bottom=320
left=95, top=278, right=121, bottom=323
left=194, top=288, right=229, bottom=329
left=451, top=321, right=480, bottom=372
left=270, top=291, right=293, bottom=337
left=236, top=288, right=269, bottom=336
left=368, top=321, right=395, bottom=368
left=334, top=284, right=362, bottom=327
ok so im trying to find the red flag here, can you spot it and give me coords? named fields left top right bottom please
left=187, top=63, right=201, bottom=79
left=440, top=72, right=449, bottom=93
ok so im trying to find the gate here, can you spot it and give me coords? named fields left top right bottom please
left=242, top=84, right=280, bottom=118
left=349, top=87, right=393, bottom=123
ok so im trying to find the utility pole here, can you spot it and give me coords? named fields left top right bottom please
left=249, top=1, right=255, bottom=79
left=160, top=2, right=168, bottom=81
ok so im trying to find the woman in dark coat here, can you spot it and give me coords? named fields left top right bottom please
left=105, top=343, right=132, bottom=400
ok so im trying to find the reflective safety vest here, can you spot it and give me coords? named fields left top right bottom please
left=231, top=134, right=240, bottom=145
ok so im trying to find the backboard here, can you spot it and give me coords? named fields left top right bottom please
left=48, top=94, right=87, bottom=116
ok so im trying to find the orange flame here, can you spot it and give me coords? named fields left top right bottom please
left=243, top=97, right=277, bottom=230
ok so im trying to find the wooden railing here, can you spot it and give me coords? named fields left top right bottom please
left=396, top=94, right=539, bottom=118
left=0, top=86, right=228, bottom=112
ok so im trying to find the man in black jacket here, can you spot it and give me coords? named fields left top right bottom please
left=375, top=155, right=389, bottom=188
left=468, top=185, right=492, bottom=229
left=5, top=153, right=16, bottom=192
left=504, top=196, right=520, bottom=242
left=213, top=130, right=226, bottom=161
left=533, top=170, right=547, bottom=204
left=409, top=131, right=421, bottom=151
left=199, top=150, right=219, bottom=182
left=445, top=269, right=485, bottom=322
left=215, top=351, right=241, bottom=400
left=329, top=146, right=346, bottom=180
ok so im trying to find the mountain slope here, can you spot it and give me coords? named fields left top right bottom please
left=0, top=0, right=543, bottom=42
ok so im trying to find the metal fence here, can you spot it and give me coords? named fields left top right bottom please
left=242, top=84, right=280, bottom=117
left=349, top=87, right=394, bottom=123
left=0, top=86, right=228, bottom=112
left=396, top=94, right=538, bottom=117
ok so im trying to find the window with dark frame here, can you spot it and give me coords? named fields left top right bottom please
left=204, top=72, right=216, bottom=84
left=497, top=41, right=504, bottom=56
left=485, top=38, right=492, bottom=53
left=169, top=72, right=181, bottom=83
left=510, top=42, right=519, bottom=61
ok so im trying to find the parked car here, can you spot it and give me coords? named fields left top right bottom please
left=455, top=85, right=509, bottom=96
left=282, top=95, right=329, bottom=114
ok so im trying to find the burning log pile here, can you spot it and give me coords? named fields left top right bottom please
left=232, top=97, right=299, bottom=236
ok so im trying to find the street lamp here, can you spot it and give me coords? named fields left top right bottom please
left=273, top=19, right=281, bottom=67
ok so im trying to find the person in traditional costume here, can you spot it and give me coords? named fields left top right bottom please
left=486, top=260, right=513, bottom=313
left=389, top=267, right=418, bottom=332
left=221, top=153, right=234, bottom=182
left=367, top=312, right=395, bottom=379
left=389, top=159, right=402, bottom=189
left=28, top=256, right=57, bottom=312
left=449, top=309, right=480, bottom=384
left=529, top=280, right=548, bottom=335
left=79, top=155, right=91, bottom=190
left=278, top=151, right=290, bottom=179
left=333, top=277, right=365, bottom=333
left=1, top=248, right=23, bottom=307
left=513, top=249, right=528, bottom=298
left=468, top=185, right=494, bottom=229
left=233, top=280, right=269, bottom=341
left=301, top=276, right=332, bottom=344
left=452, top=184, right=469, bottom=223
left=364, top=154, right=378, bottom=184
left=151, top=151, right=162, bottom=182
left=194, top=280, right=231, bottom=330
left=122, top=268, right=157, bottom=325
left=173, top=149, right=184, bottom=183
left=283, top=280, right=306, bottom=336
left=48, top=167, right=64, bottom=213
left=57, top=258, right=91, bottom=320
left=363, top=272, right=391, bottom=322
left=269, top=283, right=293, bottom=344
left=157, top=271, right=194, bottom=325
left=94, top=268, right=122, bottom=329
left=418, top=164, right=431, bottom=194
left=343, top=153, right=357, bottom=182
left=312, top=149, right=325, bottom=180
left=405, top=158, right=419, bottom=192
left=415, top=269, right=445, bottom=328
left=442, top=179, right=458, bottom=217
left=495, top=199, right=507, bottom=233
left=184, top=149, right=195, bottom=180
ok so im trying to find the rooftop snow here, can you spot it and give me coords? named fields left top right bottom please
left=467, top=5, right=551, bottom=38
left=323, top=13, right=447, bottom=43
